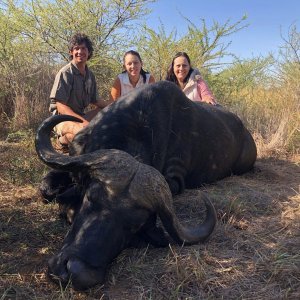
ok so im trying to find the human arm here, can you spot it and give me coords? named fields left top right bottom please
left=197, top=78, right=217, bottom=105
left=149, top=75, right=155, bottom=83
left=56, top=101, right=89, bottom=126
left=109, top=77, right=121, bottom=101
left=83, top=98, right=113, bottom=121
left=94, top=98, right=113, bottom=109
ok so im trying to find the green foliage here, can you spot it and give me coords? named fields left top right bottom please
left=0, top=1, right=298, bottom=154
left=279, top=23, right=300, bottom=65
left=136, top=23, right=179, bottom=80
left=136, top=17, right=248, bottom=80
left=6, top=129, right=32, bottom=142
left=213, top=56, right=274, bottom=105
left=28, top=0, right=154, bottom=66
left=7, top=155, right=45, bottom=185
left=179, top=16, right=248, bottom=70
left=4, top=0, right=155, bottom=62
left=0, top=0, right=155, bottom=128
left=3, top=130, right=48, bottom=185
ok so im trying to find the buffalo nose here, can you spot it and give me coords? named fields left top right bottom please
left=66, top=258, right=105, bottom=290
left=48, top=256, right=70, bottom=284
left=48, top=255, right=105, bottom=290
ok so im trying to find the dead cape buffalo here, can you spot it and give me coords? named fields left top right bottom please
left=35, top=81, right=256, bottom=290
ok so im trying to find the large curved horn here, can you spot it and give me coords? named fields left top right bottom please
left=132, top=165, right=217, bottom=244
left=158, top=193, right=217, bottom=244
left=35, top=115, right=85, bottom=171
left=35, top=115, right=139, bottom=182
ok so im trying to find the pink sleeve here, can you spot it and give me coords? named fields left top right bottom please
left=197, top=78, right=215, bottom=103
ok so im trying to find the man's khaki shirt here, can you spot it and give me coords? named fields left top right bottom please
left=50, top=62, right=100, bottom=116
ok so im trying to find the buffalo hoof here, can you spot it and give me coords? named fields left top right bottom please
left=48, top=255, right=106, bottom=290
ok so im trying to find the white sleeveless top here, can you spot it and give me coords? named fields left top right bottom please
left=118, top=72, right=151, bottom=97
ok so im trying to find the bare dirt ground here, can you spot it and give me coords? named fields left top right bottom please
left=0, top=141, right=299, bottom=299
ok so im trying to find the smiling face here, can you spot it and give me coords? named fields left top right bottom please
left=173, top=56, right=191, bottom=84
left=70, top=43, right=89, bottom=66
left=123, top=53, right=142, bottom=83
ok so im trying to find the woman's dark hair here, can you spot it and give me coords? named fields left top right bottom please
left=68, top=33, right=94, bottom=60
left=122, top=50, right=149, bottom=83
left=165, top=51, right=194, bottom=85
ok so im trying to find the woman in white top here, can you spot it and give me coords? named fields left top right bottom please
left=110, top=50, right=155, bottom=101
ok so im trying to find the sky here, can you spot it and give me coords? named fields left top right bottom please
left=145, top=0, right=300, bottom=62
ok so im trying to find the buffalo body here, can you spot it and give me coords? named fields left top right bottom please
left=36, top=81, right=256, bottom=290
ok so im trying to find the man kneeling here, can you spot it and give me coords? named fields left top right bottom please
left=49, top=33, right=110, bottom=146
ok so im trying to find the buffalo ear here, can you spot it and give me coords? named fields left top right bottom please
left=140, top=225, right=170, bottom=247
left=56, top=185, right=83, bottom=224
left=39, top=170, right=73, bottom=203
left=134, top=214, right=170, bottom=247
left=56, top=185, right=82, bottom=204
left=129, top=226, right=170, bottom=248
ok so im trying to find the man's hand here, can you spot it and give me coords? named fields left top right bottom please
left=96, top=98, right=113, bottom=109
left=56, top=101, right=87, bottom=123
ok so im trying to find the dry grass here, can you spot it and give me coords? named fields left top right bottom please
left=0, top=140, right=299, bottom=300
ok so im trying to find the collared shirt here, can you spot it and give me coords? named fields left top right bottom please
left=50, top=62, right=100, bottom=116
